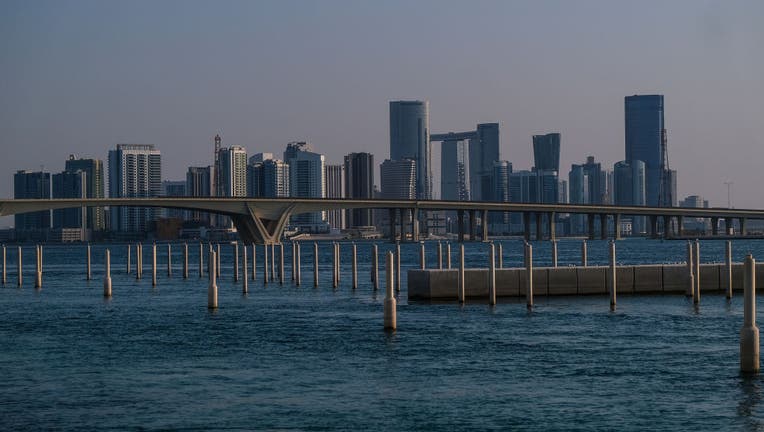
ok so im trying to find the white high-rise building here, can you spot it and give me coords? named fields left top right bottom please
left=284, top=142, right=327, bottom=232
left=108, top=144, right=162, bottom=232
left=218, top=146, right=248, bottom=197
left=324, top=164, right=345, bottom=230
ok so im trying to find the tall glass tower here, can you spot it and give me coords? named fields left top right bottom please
left=625, top=94, right=664, bottom=207
left=389, top=100, right=431, bottom=200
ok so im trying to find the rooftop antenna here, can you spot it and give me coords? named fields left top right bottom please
left=658, top=128, right=670, bottom=207
left=724, top=181, right=733, bottom=208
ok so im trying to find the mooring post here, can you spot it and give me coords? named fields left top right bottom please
left=263, top=244, right=269, bottom=284
left=726, top=240, right=733, bottom=299
left=686, top=241, right=694, bottom=297
left=497, top=243, right=503, bottom=269
left=352, top=242, right=358, bottom=290
left=291, top=241, right=296, bottom=281
left=252, top=244, right=256, bottom=281
left=609, top=240, right=616, bottom=310
left=242, top=244, right=248, bottom=294
left=336, top=243, right=341, bottom=283
left=741, top=254, right=759, bottom=373
left=395, top=243, right=401, bottom=292
left=458, top=244, right=465, bottom=303
left=295, top=242, right=301, bottom=286
left=447, top=243, right=452, bottom=270
left=270, top=243, right=275, bottom=281
left=86, top=243, right=92, bottom=281
left=208, top=250, right=218, bottom=309
left=217, top=244, right=222, bottom=278
left=694, top=240, right=701, bottom=304
left=437, top=242, right=443, bottom=270
left=167, top=244, right=172, bottom=277
left=384, top=251, right=397, bottom=331
left=234, top=242, right=239, bottom=282
left=488, top=243, right=496, bottom=306
left=136, top=243, right=142, bottom=280
left=313, top=242, right=319, bottom=287
left=103, top=249, right=112, bottom=297
left=372, top=244, right=379, bottom=290
left=199, top=243, right=203, bottom=278
left=126, top=244, right=131, bottom=274
left=2, top=244, right=5, bottom=285
left=17, top=246, right=22, bottom=287
left=581, top=240, right=587, bottom=267
left=34, top=245, right=41, bottom=289
left=332, top=243, right=338, bottom=288
left=183, top=243, right=188, bottom=279
left=420, top=242, right=425, bottom=269
left=526, top=243, right=533, bottom=309
left=152, top=243, right=157, bottom=286
left=552, top=240, right=558, bottom=268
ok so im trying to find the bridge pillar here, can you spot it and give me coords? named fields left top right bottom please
left=388, top=208, right=397, bottom=242
left=614, top=214, right=622, bottom=240
left=649, top=215, right=658, bottom=239
left=482, top=209, right=489, bottom=241
left=523, top=212, right=531, bottom=241
left=599, top=214, right=608, bottom=240
left=588, top=214, right=596, bottom=240
left=548, top=212, right=556, bottom=241
left=740, top=217, right=748, bottom=236
left=662, top=215, right=671, bottom=239
left=711, top=217, right=718, bottom=236
left=400, top=209, right=407, bottom=241
left=725, top=217, right=733, bottom=236
left=469, top=210, right=477, bottom=241
left=457, top=210, right=465, bottom=243
left=677, top=215, right=684, bottom=237
left=412, top=208, right=419, bottom=241
left=534, top=212, right=543, bottom=241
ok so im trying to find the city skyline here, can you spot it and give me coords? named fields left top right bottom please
left=2, top=1, right=763, bottom=229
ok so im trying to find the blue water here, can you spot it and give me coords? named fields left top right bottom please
left=1, top=238, right=764, bottom=430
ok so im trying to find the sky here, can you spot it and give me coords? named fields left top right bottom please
left=1, top=0, right=763, bottom=226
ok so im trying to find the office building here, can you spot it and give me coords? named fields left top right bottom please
left=389, top=100, right=431, bottom=199
left=625, top=94, right=665, bottom=207
left=186, top=166, right=214, bottom=225
left=162, top=180, right=186, bottom=220
left=249, top=153, right=274, bottom=165
left=324, top=164, right=345, bottom=230
left=532, top=133, right=561, bottom=172
left=284, top=142, right=327, bottom=232
left=218, top=146, right=248, bottom=198
left=380, top=159, right=416, bottom=200
left=469, top=123, right=500, bottom=201
left=435, top=134, right=470, bottom=201
left=64, top=156, right=105, bottom=230
left=248, top=158, right=290, bottom=198
left=613, top=160, right=646, bottom=234
left=491, top=160, right=511, bottom=230
left=52, top=170, right=86, bottom=229
left=108, top=144, right=162, bottom=232
left=344, top=152, right=374, bottom=227
left=14, top=170, right=51, bottom=231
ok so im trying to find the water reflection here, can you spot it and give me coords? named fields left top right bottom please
left=738, top=374, right=763, bottom=428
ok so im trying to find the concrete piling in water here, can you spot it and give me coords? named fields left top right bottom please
left=447, top=243, right=452, bottom=270
left=458, top=244, right=465, bottom=303
left=234, top=242, right=239, bottom=282
left=291, top=242, right=296, bottom=282
left=86, top=243, right=92, bottom=281
left=270, top=244, right=275, bottom=281
left=252, top=244, right=256, bottom=281
left=2, top=245, right=6, bottom=285
left=167, top=244, right=172, bottom=277
left=336, top=243, right=341, bottom=283
left=332, top=243, right=338, bottom=288
left=17, top=246, right=22, bottom=287
left=136, top=243, right=142, bottom=280
left=372, top=244, right=379, bottom=290
left=552, top=240, right=558, bottom=268
left=726, top=241, right=733, bottom=299
left=217, top=244, right=222, bottom=278
left=127, top=244, right=131, bottom=274
left=686, top=241, right=694, bottom=297
left=208, top=250, right=218, bottom=309
left=395, top=243, right=401, bottom=292
left=609, top=241, right=616, bottom=310
left=263, top=244, right=269, bottom=284
left=497, top=243, right=503, bottom=269
left=384, top=251, right=397, bottom=331
left=581, top=240, right=587, bottom=267
left=694, top=240, right=701, bottom=304
left=183, top=243, right=188, bottom=279
left=242, top=245, right=248, bottom=294
left=104, top=249, right=112, bottom=297
left=199, top=243, right=204, bottom=278
left=488, top=243, right=496, bottom=306
left=279, top=243, right=285, bottom=285
left=526, top=243, right=533, bottom=309
left=437, top=242, right=443, bottom=270
left=34, top=245, right=41, bottom=289
left=313, top=242, right=319, bottom=287
left=152, top=243, right=157, bottom=286
left=352, top=243, right=358, bottom=290
left=295, top=242, right=301, bottom=286
left=741, top=254, right=759, bottom=373
left=419, top=242, right=426, bottom=270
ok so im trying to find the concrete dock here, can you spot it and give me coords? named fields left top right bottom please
left=408, top=263, right=764, bottom=300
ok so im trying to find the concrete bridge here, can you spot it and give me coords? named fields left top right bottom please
left=1, top=198, right=762, bottom=244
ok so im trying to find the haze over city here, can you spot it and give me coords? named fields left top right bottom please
left=2, top=0, right=763, bottom=229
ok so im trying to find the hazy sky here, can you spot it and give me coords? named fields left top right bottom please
left=1, top=0, right=763, bottom=225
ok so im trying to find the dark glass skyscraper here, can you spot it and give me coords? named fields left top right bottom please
left=389, top=100, right=431, bottom=200
left=344, top=152, right=374, bottom=227
left=63, top=156, right=105, bottom=230
left=14, top=170, right=51, bottom=231
left=625, top=94, right=664, bottom=207
left=532, top=133, right=560, bottom=172
left=469, top=123, right=499, bottom=201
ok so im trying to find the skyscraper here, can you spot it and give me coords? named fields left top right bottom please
left=248, top=159, right=290, bottom=198
left=162, top=180, right=186, bottom=220
left=532, top=133, right=561, bottom=172
left=469, top=123, right=500, bottom=201
left=344, top=152, right=374, bottom=227
left=613, top=160, right=646, bottom=234
left=380, top=159, right=416, bottom=200
left=324, top=164, right=345, bottom=230
left=284, top=142, right=327, bottom=232
left=186, top=166, right=213, bottom=225
left=625, top=94, right=664, bottom=207
left=389, top=100, right=431, bottom=199
left=52, top=170, right=86, bottom=229
left=64, top=156, right=105, bottom=230
left=218, top=146, right=248, bottom=198
left=491, top=160, right=511, bottom=229
left=14, top=170, right=51, bottom=231
left=108, top=144, right=162, bottom=232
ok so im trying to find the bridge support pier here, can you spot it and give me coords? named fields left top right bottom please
left=587, top=214, right=595, bottom=240
left=536, top=212, right=543, bottom=241
left=726, top=217, right=734, bottom=235
left=677, top=215, right=684, bottom=237
left=740, top=217, right=748, bottom=236
left=469, top=210, right=477, bottom=241
left=523, top=213, right=531, bottom=242
left=548, top=212, right=556, bottom=241
left=649, top=215, right=658, bottom=239
left=457, top=210, right=465, bottom=243
left=711, top=217, right=719, bottom=236
left=482, top=209, right=489, bottom=241
left=388, top=209, right=397, bottom=242
left=614, top=214, right=622, bottom=240
left=412, top=208, right=419, bottom=241
left=599, top=213, right=608, bottom=240
left=662, top=215, right=671, bottom=239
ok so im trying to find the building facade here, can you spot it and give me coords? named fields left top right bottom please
left=625, top=94, right=665, bottom=207
left=613, top=160, right=646, bottom=234
left=14, top=170, right=51, bottom=231
left=344, top=152, right=374, bottom=227
left=324, top=164, right=345, bottom=230
left=469, top=123, right=500, bottom=201
left=389, top=100, right=431, bottom=200
left=186, top=166, right=214, bottom=225
left=380, top=158, right=416, bottom=200
left=108, top=144, right=162, bottom=232
left=64, top=156, right=105, bottom=230
left=284, top=142, right=327, bottom=232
